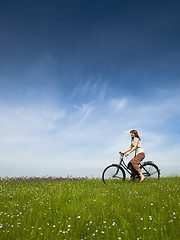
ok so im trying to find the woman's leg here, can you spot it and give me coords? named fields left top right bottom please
left=129, top=153, right=145, bottom=182
left=138, top=171, right=145, bottom=182
left=127, top=162, right=137, bottom=178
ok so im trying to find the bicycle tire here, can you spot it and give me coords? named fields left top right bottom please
left=102, top=164, right=125, bottom=184
left=140, top=162, right=160, bottom=179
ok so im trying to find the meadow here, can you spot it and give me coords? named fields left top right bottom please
left=0, top=176, right=179, bottom=240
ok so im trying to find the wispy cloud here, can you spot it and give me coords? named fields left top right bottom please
left=109, top=98, right=127, bottom=111
left=72, top=78, right=108, bottom=103
left=21, top=106, right=65, bottom=130
left=71, top=103, right=94, bottom=129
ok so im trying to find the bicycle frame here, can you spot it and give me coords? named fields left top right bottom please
left=118, top=153, right=133, bottom=176
left=118, top=152, right=153, bottom=177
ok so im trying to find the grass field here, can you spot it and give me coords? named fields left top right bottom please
left=0, top=176, right=179, bottom=239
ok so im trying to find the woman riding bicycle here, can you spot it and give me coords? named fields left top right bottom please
left=123, top=130, right=145, bottom=182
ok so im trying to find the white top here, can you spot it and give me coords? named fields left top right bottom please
left=131, top=137, right=144, bottom=155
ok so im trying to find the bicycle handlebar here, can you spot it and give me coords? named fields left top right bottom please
left=119, top=152, right=124, bottom=157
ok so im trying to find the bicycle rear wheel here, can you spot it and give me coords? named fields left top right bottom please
left=102, top=164, right=125, bottom=183
left=140, top=162, right=160, bottom=179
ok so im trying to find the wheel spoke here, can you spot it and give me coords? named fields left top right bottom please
left=150, top=171, right=158, bottom=176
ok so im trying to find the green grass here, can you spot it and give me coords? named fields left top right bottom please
left=0, top=177, right=179, bottom=239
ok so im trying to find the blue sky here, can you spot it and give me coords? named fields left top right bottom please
left=0, top=0, right=180, bottom=177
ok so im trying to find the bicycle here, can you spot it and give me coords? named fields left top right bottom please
left=102, top=152, right=160, bottom=183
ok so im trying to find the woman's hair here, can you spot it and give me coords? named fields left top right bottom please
left=130, top=130, right=141, bottom=140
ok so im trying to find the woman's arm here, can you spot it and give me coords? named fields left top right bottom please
left=125, top=138, right=139, bottom=157
left=123, top=146, right=132, bottom=154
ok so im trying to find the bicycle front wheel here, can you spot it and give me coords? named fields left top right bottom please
left=140, top=162, right=160, bottom=179
left=102, top=164, right=125, bottom=183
